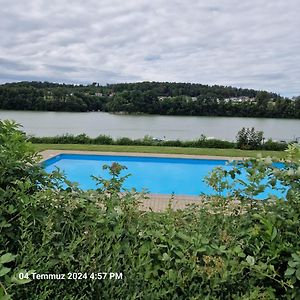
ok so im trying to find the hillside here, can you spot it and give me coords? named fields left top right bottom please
left=0, top=81, right=299, bottom=118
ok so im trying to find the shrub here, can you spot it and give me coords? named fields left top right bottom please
left=29, top=131, right=287, bottom=151
left=262, top=139, right=288, bottom=151
left=161, top=139, right=182, bottom=147
left=203, top=139, right=234, bottom=149
left=236, top=127, right=263, bottom=150
left=2, top=120, right=300, bottom=299
left=93, top=134, right=114, bottom=145
left=72, top=133, right=90, bottom=144
left=115, top=137, right=138, bottom=145
left=205, top=144, right=300, bottom=201
left=0, top=120, right=53, bottom=297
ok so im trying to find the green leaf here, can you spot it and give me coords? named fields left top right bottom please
left=174, top=251, right=184, bottom=258
left=0, top=291, right=11, bottom=300
left=234, top=246, right=242, bottom=254
left=288, top=261, right=300, bottom=268
left=162, top=253, right=170, bottom=261
left=168, top=269, right=177, bottom=281
left=246, top=255, right=255, bottom=266
left=197, top=247, right=207, bottom=253
left=271, top=227, right=277, bottom=241
left=11, top=275, right=32, bottom=285
left=0, top=267, right=11, bottom=277
left=0, top=253, right=16, bottom=264
left=296, top=268, right=300, bottom=281
left=176, top=232, right=191, bottom=243
left=268, top=264, right=275, bottom=273
left=0, top=221, right=11, bottom=228
left=219, top=245, right=227, bottom=252
left=291, top=253, right=300, bottom=262
left=284, top=268, right=295, bottom=276
left=11, top=269, right=35, bottom=285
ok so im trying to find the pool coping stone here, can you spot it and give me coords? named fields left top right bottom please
left=39, top=149, right=246, bottom=162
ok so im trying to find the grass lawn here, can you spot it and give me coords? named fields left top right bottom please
left=32, top=143, right=294, bottom=159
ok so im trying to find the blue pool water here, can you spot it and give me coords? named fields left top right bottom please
left=43, top=154, right=287, bottom=199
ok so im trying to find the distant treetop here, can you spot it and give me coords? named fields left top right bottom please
left=0, top=81, right=298, bottom=118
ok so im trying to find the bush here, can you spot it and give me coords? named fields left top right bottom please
left=161, top=139, right=182, bottom=147
left=236, top=127, right=264, bottom=150
left=2, top=120, right=300, bottom=299
left=115, top=137, right=138, bottom=145
left=29, top=131, right=288, bottom=151
left=203, top=139, right=235, bottom=149
left=93, top=134, right=114, bottom=145
left=262, top=139, right=288, bottom=151
left=0, top=120, right=55, bottom=297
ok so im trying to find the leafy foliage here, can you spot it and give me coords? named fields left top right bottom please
left=236, top=127, right=264, bottom=150
left=1, top=120, right=300, bottom=299
left=28, top=130, right=289, bottom=151
left=206, top=143, right=300, bottom=201
left=29, top=133, right=235, bottom=149
left=1, top=81, right=299, bottom=118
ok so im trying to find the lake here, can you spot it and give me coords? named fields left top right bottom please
left=1, top=110, right=300, bottom=141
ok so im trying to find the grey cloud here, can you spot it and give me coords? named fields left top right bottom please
left=248, top=73, right=287, bottom=81
left=0, top=0, right=299, bottom=96
left=0, top=72, right=76, bottom=84
left=0, top=58, right=32, bottom=71
left=0, top=68, right=140, bottom=86
left=144, top=55, right=161, bottom=62
left=43, top=64, right=79, bottom=73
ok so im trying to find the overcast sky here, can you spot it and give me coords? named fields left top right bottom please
left=0, top=0, right=299, bottom=96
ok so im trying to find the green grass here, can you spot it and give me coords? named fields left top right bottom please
left=32, top=143, right=293, bottom=158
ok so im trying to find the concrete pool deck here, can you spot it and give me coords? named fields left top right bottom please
left=39, top=150, right=246, bottom=212
left=40, top=149, right=245, bottom=162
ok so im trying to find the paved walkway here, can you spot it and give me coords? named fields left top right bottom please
left=138, top=194, right=203, bottom=212
left=39, top=149, right=245, bottom=162
left=39, top=150, right=244, bottom=212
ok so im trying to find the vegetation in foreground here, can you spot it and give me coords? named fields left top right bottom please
left=1, top=120, right=300, bottom=299
left=1, top=81, right=300, bottom=118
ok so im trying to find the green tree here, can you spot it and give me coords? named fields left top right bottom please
left=236, top=127, right=264, bottom=150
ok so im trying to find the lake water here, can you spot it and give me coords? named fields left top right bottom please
left=1, top=110, right=300, bottom=141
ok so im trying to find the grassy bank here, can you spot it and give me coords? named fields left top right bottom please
left=32, top=143, right=293, bottom=158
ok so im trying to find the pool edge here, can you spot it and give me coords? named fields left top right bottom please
left=39, top=149, right=247, bottom=162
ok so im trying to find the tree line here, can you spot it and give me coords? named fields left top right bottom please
left=0, top=81, right=299, bottom=118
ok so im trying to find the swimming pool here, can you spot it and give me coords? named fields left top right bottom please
left=43, top=154, right=286, bottom=199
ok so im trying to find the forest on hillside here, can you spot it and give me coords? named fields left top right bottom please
left=0, top=81, right=299, bottom=118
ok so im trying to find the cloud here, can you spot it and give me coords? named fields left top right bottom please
left=144, top=55, right=161, bottom=62
left=0, top=58, right=32, bottom=71
left=0, top=0, right=299, bottom=96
